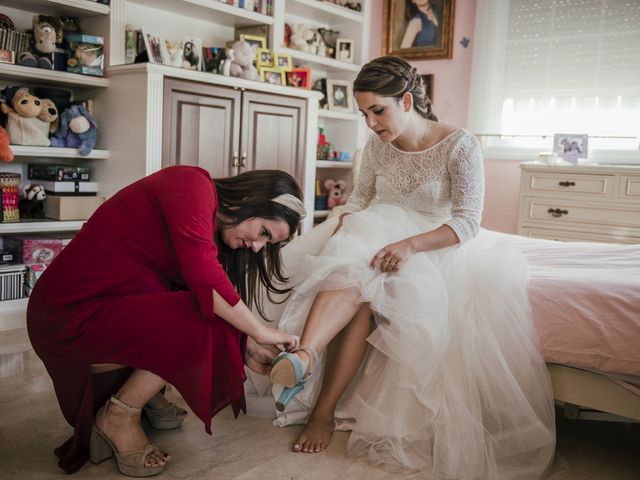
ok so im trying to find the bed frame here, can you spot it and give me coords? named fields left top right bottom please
left=547, top=364, right=640, bottom=421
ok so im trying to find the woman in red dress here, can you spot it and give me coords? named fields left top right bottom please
left=27, top=166, right=304, bottom=476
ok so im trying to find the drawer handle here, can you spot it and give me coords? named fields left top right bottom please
left=547, top=208, right=569, bottom=218
left=558, top=181, right=576, bottom=187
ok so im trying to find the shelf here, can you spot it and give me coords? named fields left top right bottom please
left=314, top=209, right=330, bottom=218
left=0, top=63, right=109, bottom=89
left=0, top=220, right=84, bottom=234
left=317, top=160, right=352, bottom=168
left=127, top=0, right=274, bottom=27
left=289, top=0, right=364, bottom=24
left=280, top=47, right=361, bottom=73
left=2, top=0, right=109, bottom=17
left=10, top=146, right=109, bottom=160
left=319, top=109, right=361, bottom=121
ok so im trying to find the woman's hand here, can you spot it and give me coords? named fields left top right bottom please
left=253, top=325, right=300, bottom=352
left=245, top=337, right=281, bottom=375
left=370, top=238, right=415, bottom=273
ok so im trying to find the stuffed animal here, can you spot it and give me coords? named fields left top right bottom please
left=51, top=105, right=97, bottom=156
left=0, top=125, right=14, bottom=162
left=325, top=179, right=348, bottom=209
left=0, top=87, right=51, bottom=146
left=18, top=15, right=63, bottom=70
left=290, top=24, right=325, bottom=56
left=37, top=98, right=59, bottom=134
left=226, top=41, right=259, bottom=81
left=19, top=184, right=47, bottom=219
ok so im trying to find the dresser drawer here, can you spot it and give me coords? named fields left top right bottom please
left=520, top=227, right=639, bottom=244
left=524, top=172, right=614, bottom=197
left=619, top=176, right=640, bottom=203
left=521, top=196, right=640, bottom=231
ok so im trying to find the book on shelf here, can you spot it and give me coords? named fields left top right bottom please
left=37, top=180, right=98, bottom=195
left=28, top=164, right=91, bottom=182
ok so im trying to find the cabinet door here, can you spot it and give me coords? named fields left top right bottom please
left=240, top=91, right=307, bottom=186
left=163, top=79, right=241, bottom=178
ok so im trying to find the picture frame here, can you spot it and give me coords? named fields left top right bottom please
left=274, top=53, right=293, bottom=70
left=256, top=48, right=274, bottom=68
left=0, top=49, right=15, bottom=64
left=286, top=67, right=312, bottom=89
left=142, top=31, right=164, bottom=64
left=382, top=0, right=456, bottom=60
left=553, top=133, right=589, bottom=165
left=181, top=36, right=203, bottom=71
left=421, top=74, right=434, bottom=102
left=235, top=25, right=270, bottom=46
left=335, top=38, right=354, bottom=63
left=260, top=67, right=286, bottom=86
left=326, top=79, right=353, bottom=112
left=240, top=34, right=267, bottom=55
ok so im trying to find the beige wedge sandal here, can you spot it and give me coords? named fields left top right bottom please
left=90, top=395, right=169, bottom=477
left=143, top=392, right=187, bottom=430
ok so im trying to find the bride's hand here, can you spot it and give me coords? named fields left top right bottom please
left=370, top=238, right=415, bottom=272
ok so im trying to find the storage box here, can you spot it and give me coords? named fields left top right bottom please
left=66, top=34, right=104, bottom=76
left=3, top=236, right=65, bottom=265
left=44, top=195, right=105, bottom=220
left=0, top=263, right=26, bottom=301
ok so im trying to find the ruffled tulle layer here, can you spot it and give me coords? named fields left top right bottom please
left=271, top=204, right=555, bottom=479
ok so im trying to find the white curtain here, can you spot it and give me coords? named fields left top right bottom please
left=468, top=0, right=640, bottom=148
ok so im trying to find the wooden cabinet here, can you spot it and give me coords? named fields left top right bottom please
left=162, top=80, right=307, bottom=186
left=517, top=162, right=640, bottom=244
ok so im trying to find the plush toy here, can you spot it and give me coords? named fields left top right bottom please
left=19, top=184, right=47, bottom=219
left=37, top=98, right=59, bottom=134
left=0, top=87, right=51, bottom=146
left=18, top=15, right=63, bottom=70
left=290, top=24, right=325, bottom=56
left=325, top=179, right=348, bottom=209
left=0, top=125, right=14, bottom=162
left=226, top=41, right=259, bottom=81
left=51, top=105, right=97, bottom=156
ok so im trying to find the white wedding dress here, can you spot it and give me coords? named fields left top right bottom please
left=269, top=130, right=555, bottom=479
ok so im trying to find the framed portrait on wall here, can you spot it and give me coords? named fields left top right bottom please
left=382, top=0, right=456, bottom=60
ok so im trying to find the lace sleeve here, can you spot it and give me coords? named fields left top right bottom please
left=343, top=137, right=377, bottom=214
left=444, top=133, right=484, bottom=243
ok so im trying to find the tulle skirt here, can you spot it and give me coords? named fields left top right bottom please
left=271, top=204, right=555, bottom=479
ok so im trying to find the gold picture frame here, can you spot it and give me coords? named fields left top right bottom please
left=382, top=0, right=456, bottom=60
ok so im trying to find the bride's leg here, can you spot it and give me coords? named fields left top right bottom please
left=293, top=303, right=373, bottom=453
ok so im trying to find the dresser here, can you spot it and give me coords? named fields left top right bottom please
left=517, top=162, right=640, bottom=244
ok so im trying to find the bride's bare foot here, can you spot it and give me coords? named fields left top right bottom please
left=96, top=399, right=169, bottom=467
left=292, top=415, right=335, bottom=453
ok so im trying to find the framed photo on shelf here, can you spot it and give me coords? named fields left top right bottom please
left=335, top=38, right=354, bottom=63
left=181, top=36, right=203, bottom=71
left=286, top=67, right=312, bottom=89
left=240, top=34, right=267, bottom=55
left=326, top=79, right=353, bottom=112
left=553, top=133, right=588, bottom=165
left=260, top=67, right=286, bottom=86
left=235, top=25, right=270, bottom=46
left=382, top=0, right=456, bottom=60
left=142, top=31, right=164, bottom=64
left=256, top=48, right=274, bottom=67
left=0, top=49, right=15, bottom=64
left=274, top=53, right=293, bottom=70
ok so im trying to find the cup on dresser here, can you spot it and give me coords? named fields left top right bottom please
left=538, top=152, right=560, bottom=165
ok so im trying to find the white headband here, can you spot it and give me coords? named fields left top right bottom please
left=271, top=193, right=307, bottom=219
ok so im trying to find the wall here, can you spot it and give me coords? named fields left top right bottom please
left=369, top=0, right=520, bottom=234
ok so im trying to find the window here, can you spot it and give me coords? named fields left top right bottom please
left=468, top=0, right=640, bottom=159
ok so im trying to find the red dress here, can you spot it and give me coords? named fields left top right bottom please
left=27, top=166, right=246, bottom=474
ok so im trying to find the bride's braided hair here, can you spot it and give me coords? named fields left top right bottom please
left=353, top=56, right=437, bottom=122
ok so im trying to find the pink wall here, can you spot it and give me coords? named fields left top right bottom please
left=369, top=0, right=520, bottom=234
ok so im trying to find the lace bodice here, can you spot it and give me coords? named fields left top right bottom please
left=343, top=129, right=484, bottom=243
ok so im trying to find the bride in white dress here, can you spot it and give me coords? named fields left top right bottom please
left=268, top=56, right=555, bottom=479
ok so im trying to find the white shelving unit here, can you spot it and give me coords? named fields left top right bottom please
left=0, top=0, right=110, bottom=328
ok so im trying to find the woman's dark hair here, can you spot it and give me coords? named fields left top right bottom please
left=405, top=0, right=433, bottom=21
left=353, top=55, right=438, bottom=121
left=213, top=170, right=303, bottom=320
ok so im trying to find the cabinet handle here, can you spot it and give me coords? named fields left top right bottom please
left=547, top=208, right=569, bottom=218
left=558, top=181, right=576, bottom=187
left=240, top=152, right=247, bottom=168
left=232, top=151, right=239, bottom=174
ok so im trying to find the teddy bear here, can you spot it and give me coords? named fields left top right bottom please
left=18, top=15, right=63, bottom=70
left=0, top=125, right=13, bottom=162
left=324, top=179, right=348, bottom=209
left=289, top=24, right=325, bottom=56
left=19, top=184, right=47, bottom=219
left=37, top=98, right=59, bottom=135
left=51, top=104, right=98, bottom=156
left=226, top=41, right=259, bottom=81
left=0, top=87, right=52, bottom=146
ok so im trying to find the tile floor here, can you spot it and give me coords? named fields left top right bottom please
left=1, top=327, right=638, bottom=479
